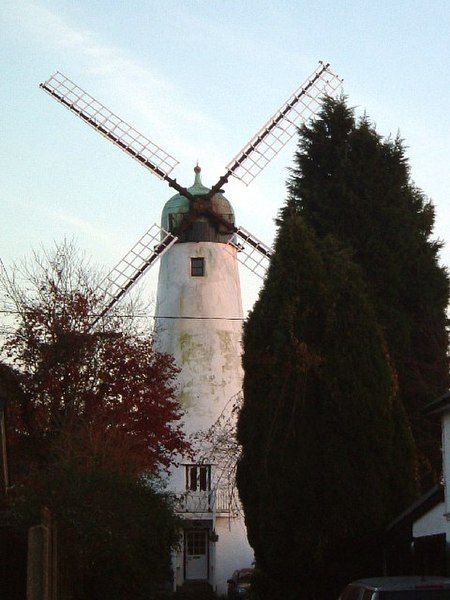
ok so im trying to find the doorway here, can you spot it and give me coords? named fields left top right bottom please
left=184, top=529, right=209, bottom=581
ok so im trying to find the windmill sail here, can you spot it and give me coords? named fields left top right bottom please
left=227, top=226, right=274, bottom=279
left=40, top=72, right=179, bottom=182
left=211, top=62, right=342, bottom=193
left=91, top=224, right=177, bottom=328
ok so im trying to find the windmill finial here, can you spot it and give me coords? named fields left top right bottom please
left=194, top=163, right=202, bottom=185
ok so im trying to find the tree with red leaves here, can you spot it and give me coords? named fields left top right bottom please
left=0, top=242, right=190, bottom=598
left=1, top=241, right=188, bottom=481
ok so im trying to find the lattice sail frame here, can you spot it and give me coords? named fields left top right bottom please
left=91, top=224, right=177, bottom=327
left=226, top=227, right=274, bottom=280
left=40, top=72, right=179, bottom=181
left=226, top=62, right=342, bottom=186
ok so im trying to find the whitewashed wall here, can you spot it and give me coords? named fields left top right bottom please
left=155, top=242, right=244, bottom=436
left=412, top=409, right=450, bottom=540
left=154, top=240, right=254, bottom=593
left=215, top=515, right=254, bottom=594
left=413, top=502, right=447, bottom=538
left=443, top=412, right=450, bottom=518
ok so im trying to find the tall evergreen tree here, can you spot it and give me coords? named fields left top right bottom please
left=237, top=211, right=416, bottom=600
left=288, top=97, right=449, bottom=482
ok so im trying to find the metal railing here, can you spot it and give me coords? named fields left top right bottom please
left=176, top=488, right=231, bottom=514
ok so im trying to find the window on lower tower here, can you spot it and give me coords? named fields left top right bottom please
left=191, top=257, right=205, bottom=277
left=185, top=464, right=211, bottom=491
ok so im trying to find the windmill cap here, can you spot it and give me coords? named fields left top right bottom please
left=161, top=165, right=235, bottom=231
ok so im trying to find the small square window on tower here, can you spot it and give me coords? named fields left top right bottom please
left=191, top=257, right=205, bottom=277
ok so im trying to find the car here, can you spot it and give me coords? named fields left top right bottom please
left=339, top=576, right=450, bottom=599
left=227, top=568, right=254, bottom=599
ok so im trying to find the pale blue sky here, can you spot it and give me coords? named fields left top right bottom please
left=1, top=0, right=449, bottom=314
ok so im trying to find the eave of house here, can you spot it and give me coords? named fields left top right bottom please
left=385, top=484, right=444, bottom=539
left=423, top=391, right=450, bottom=416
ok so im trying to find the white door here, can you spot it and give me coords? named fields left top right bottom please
left=185, top=529, right=208, bottom=580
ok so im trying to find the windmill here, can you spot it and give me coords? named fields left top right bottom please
left=40, top=61, right=342, bottom=593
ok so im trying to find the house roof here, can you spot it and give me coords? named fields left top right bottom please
left=423, top=390, right=450, bottom=416
left=385, top=483, right=444, bottom=537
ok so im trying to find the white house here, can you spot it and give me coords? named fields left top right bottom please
left=385, top=391, right=450, bottom=576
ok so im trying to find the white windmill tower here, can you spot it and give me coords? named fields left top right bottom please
left=40, top=62, right=342, bottom=594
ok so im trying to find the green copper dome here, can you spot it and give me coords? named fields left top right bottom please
left=161, top=166, right=235, bottom=234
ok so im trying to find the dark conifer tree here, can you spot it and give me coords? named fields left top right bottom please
left=237, top=210, right=416, bottom=600
left=288, top=97, right=449, bottom=483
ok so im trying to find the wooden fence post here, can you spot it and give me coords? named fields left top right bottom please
left=26, top=508, right=58, bottom=600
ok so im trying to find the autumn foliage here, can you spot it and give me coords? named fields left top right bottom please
left=1, top=243, right=188, bottom=482
left=0, top=243, right=190, bottom=599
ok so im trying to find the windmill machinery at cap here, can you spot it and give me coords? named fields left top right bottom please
left=39, top=62, right=342, bottom=333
